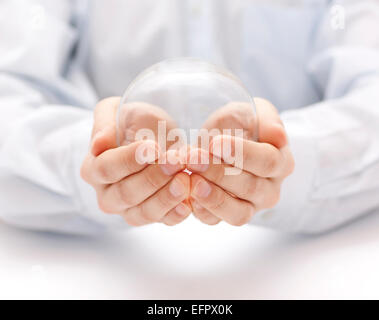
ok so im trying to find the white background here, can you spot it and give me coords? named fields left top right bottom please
left=1, top=211, right=379, bottom=300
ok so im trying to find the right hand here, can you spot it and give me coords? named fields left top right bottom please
left=80, top=97, right=192, bottom=226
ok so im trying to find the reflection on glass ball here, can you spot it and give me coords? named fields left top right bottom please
left=117, top=57, right=258, bottom=151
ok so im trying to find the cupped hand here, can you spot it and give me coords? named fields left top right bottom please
left=81, top=97, right=192, bottom=227
left=187, top=98, right=295, bottom=226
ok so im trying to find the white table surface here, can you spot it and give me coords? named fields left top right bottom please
left=1, top=211, right=379, bottom=300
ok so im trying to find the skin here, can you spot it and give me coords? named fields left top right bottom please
left=81, top=97, right=294, bottom=227
left=81, top=97, right=192, bottom=227
left=187, top=99, right=295, bottom=225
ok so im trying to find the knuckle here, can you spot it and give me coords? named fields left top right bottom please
left=230, top=208, right=253, bottom=226
left=123, top=214, right=144, bottom=227
left=116, top=182, right=136, bottom=208
left=121, top=148, right=136, bottom=173
left=158, top=188, right=176, bottom=209
left=212, top=164, right=226, bottom=185
left=262, top=154, right=278, bottom=176
left=123, top=220, right=140, bottom=227
left=144, top=166, right=164, bottom=190
left=242, top=146, right=251, bottom=164
left=97, top=195, right=114, bottom=214
left=139, top=203, right=156, bottom=223
left=95, top=160, right=111, bottom=182
left=242, top=176, right=259, bottom=199
left=207, top=189, right=226, bottom=211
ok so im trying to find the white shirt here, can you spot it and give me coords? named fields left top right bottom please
left=0, top=0, right=379, bottom=234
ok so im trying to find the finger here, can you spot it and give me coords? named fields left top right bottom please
left=190, top=174, right=254, bottom=226
left=91, top=97, right=120, bottom=156
left=118, top=102, right=178, bottom=148
left=161, top=202, right=192, bottom=226
left=201, top=101, right=258, bottom=141
left=190, top=199, right=221, bottom=225
left=88, top=140, right=160, bottom=185
left=123, top=172, right=190, bottom=226
left=98, top=152, right=185, bottom=213
left=254, top=97, right=287, bottom=149
left=187, top=148, right=276, bottom=205
left=210, top=135, right=286, bottom=178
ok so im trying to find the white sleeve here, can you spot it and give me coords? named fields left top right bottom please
left=0, top=0, right=124, bottom=234
left=251, top=0, right=379, bottom=233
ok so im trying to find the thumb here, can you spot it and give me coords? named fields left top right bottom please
left=254, top=97, right=287, bottom=149
left=91, top=97, right=120, bottom=157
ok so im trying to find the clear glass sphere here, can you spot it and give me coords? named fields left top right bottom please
left=117, top=58, right=258, bottom=151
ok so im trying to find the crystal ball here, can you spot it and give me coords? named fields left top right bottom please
left=116, top=58, right=258, bottom=153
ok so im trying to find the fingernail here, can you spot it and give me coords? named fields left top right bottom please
left=169, top=178, right=185, bottom=197
left=135, top=141, right=158, bottom=164
left=193, top=179, right=212, bottom=198
left=188, top=149, right=209, bottom=172
left=160, top=163, right=183, bottom=175
left=175, top=203, right=189, bottom=216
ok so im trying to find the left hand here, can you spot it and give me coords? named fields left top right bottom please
left=187, top=98, right=295, bottom=226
